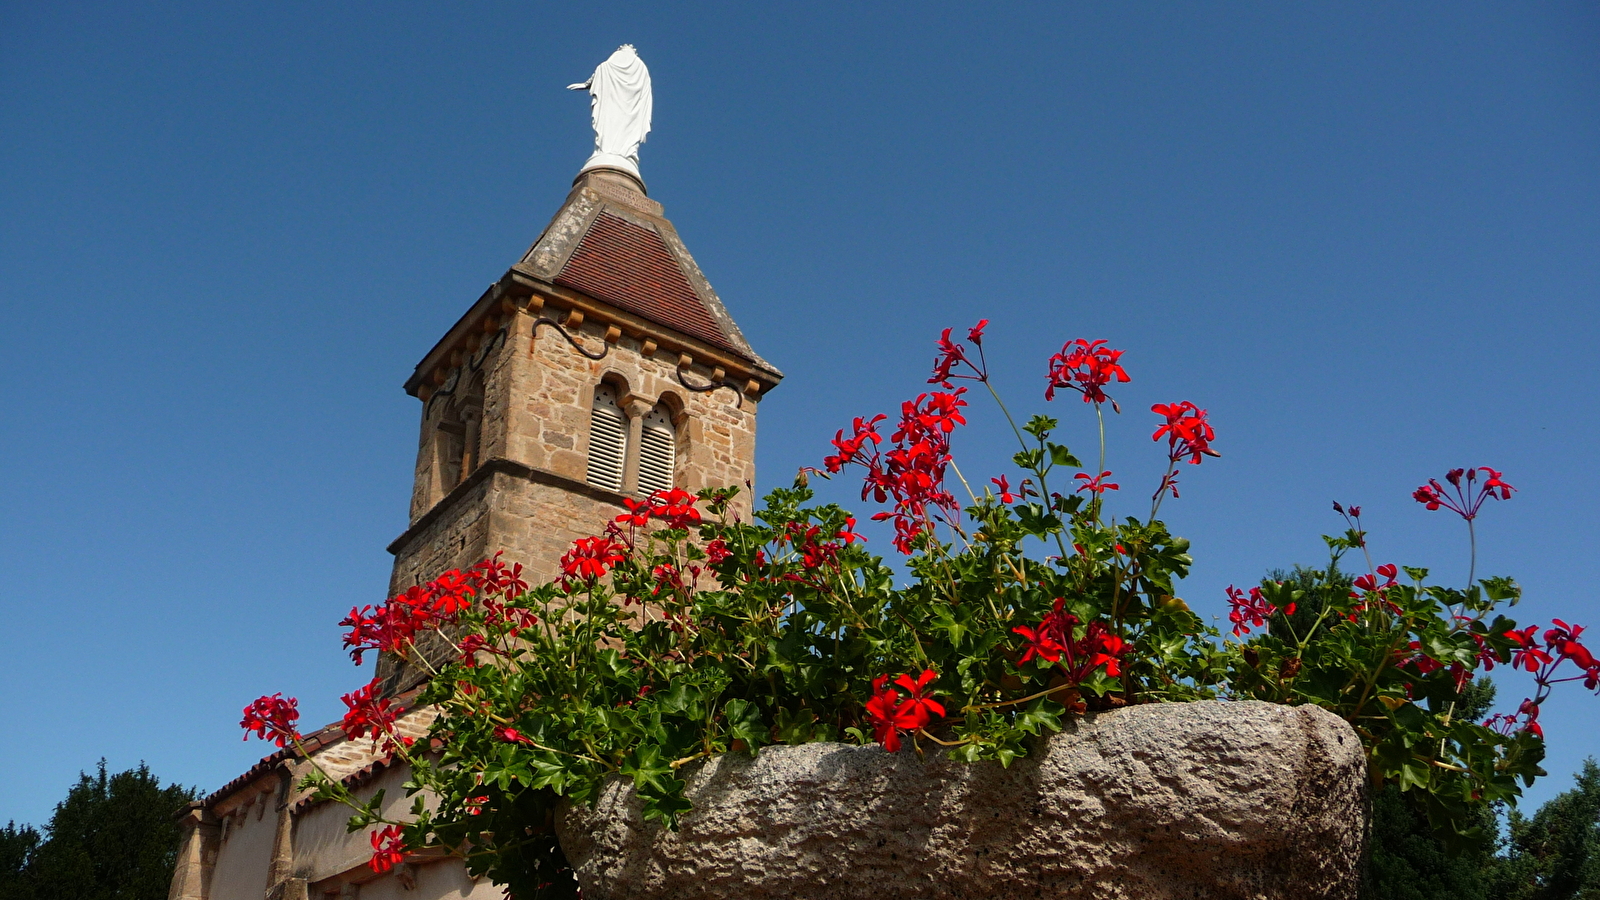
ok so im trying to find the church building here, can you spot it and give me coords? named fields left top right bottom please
left=168, top=48, right=780, bottom=900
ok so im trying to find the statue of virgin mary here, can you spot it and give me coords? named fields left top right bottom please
left=568, top=45, right=653, bottom=180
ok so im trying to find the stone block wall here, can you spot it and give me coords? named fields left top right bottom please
left=390, top=300, right=760, bottom=598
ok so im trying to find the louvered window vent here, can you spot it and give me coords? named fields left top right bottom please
left=638, top=405, right=676, bottom=497
left=586, top=385, right=627, bottom=492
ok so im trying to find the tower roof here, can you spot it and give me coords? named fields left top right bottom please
left=549, top=211, right=731, bottom=353
left=511, top=168, right=776, bottom=373
left=404, top=168, right=779, bottom=398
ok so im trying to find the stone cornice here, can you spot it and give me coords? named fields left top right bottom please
left=400, top=273, right=783, bottom=401
left=387, top=456, right=629, bottom=556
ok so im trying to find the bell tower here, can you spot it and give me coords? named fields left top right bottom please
left=385, top=165, right=782, bottom=597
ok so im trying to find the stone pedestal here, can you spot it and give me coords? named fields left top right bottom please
left=558, top=701, right=1366, bottom=900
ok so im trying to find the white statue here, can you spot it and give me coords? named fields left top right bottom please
left=568, top=45, right=653, bottom=180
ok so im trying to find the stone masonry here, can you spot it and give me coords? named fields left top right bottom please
left=386, top=168, right=780, bottom=598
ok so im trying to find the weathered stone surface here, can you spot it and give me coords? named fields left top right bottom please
left=558, top=700, right=1366, bottom=900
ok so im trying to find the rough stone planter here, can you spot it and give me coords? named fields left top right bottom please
left=558, top=700, right=1366, bottom=900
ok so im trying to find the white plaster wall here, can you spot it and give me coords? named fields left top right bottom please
left=209, top=807, right=274, bottom=900
left=354, top=859, right=503, bottom=900
left=294, top=765, right=426, bottom=882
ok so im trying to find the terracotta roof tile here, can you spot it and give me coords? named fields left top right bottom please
left=554, top=213, right=736, bottom=354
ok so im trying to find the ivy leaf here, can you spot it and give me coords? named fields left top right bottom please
left=1015, top=504, right=1062, bottom=538
left=639, top=780, right=693, bottom=829
left=1012, top=448, right=1045, bottom=471
left=775, top=708, right=819, bottom=745
left=1023, top=415, right=1057, bottom=440
left=1016, top=699, right=1064, bottom=736
left=526, top=755, right=569, bottom=794
left=723, top=700, right=766, bottom=754
left=1047, top=443, right=1081, bottom=469
left=621, top=744, right=676, bottom=795
left=933, top=608, right=970, bottom=649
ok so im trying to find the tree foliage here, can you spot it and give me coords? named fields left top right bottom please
left=0, top=761, right=197, bottom=900
left=1490, top=759, right=1600, bottom=900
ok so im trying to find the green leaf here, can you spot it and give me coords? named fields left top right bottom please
left=723, top=700, right=766, bottom=754
left=1012, top=448, right=1044, bottom=471
left=1016, top=699, right=1064, bottom=736
left=1047, top=443, right=1082, bottom=469
left=1023, top=415, right=1057, bottom=440
left=775, top=708, right=819, bottom=745
left=526, top=755, right=570, bottom=794
left=933, top=608, right=970, bottom=649
left=639, top=780, right=692, bottom=829
left=621, top=744, right=676, bottom=795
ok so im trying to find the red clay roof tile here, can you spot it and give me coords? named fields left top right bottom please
left=554, top=213, right=736, bottom=354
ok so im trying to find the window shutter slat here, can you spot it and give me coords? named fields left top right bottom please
left=586, top=386, right=627, bottom=492
left=638, top=406, right=675, bottom=496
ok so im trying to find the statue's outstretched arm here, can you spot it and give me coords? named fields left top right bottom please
left=566, top=80, right=591, bottom=91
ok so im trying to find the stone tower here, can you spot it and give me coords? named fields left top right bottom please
left=385, top=167, right=782, bottom=599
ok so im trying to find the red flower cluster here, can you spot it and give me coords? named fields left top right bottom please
left=240, top=693, right=301, bottom=748
left=930, top=319, right=990, bottom=387
left=1348, top=564, right=1401, bottom=618
left=825, top=391, right=966, bottom=554
left=1045, top=339, right=1130, bottom=407
left=615, top=488, right=703, bottom=532
left=864, top=670, right=944, bottom=752
left=467, top=553, right=529, bottom=599
left=340, top=679, right=398, bottom=744
left=1011, top=599, right=1127, bottom=682
left=1413, top=467, right=1515, bottom=521
left=1074, top=470, right=1119, bottom=495
left=783, top=518, right=863, bottom=570
left=368, top=825, right=406, bottom=873
left=1151, top=402, right=1218, bottom=465
left=1486, top=699, right=1545, bottom=740
left=1527, top=619, right=1600, bottom=692
left=340, top=558, right=526, bottom=665
left=560, top=536, right=627, bottom=581
left=1224, top=584, right=1296, bottom=637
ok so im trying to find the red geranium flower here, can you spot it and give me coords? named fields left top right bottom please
left=1074, top=471, right=1119, bottom=495
left=1045, top=339, right=1130, bottom=406
left=1013, top=624, right=1065, bottom=664
left=864, top=675, right=925, bottom=752
left=368, top=825, right=406, bottom=873
left=1150, top=401, right=1219, bottom=465
left=893, top=669, right=946, bottom=727
left=1413, top=466, right=1515, bottom=521
left=560, top=536, right=626, bottom=581
left=339, top=680, right=397, bottom=744
left=1225, top=585, right=1288, bottom=637
left=240, top=693, right=301, bottom=748
left=991, top=475, right=1021, bottom=504
left=930, top=319, right=990, bottom=387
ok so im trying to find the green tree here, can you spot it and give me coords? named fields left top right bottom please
left=0, top=761, right=196, bottom=900
left=0, top=821, right=42, bottom=900
left=1492, top=758, right=1600, bottom=900
left=1360, top=676, right=1501, bottom=900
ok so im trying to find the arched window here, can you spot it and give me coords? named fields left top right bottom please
left=637, top=404, right=676, bottom=496
left=586, top=384, right=627, bottom=492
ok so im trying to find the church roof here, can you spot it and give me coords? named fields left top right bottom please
left=403, top=168, right=780, bottom=399
left=510, top=169, right=777, bottom=376
left=552, top=211, right=733, bottom=353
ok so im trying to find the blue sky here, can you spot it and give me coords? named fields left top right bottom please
left=2, top=2, right=1596, bottom=826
